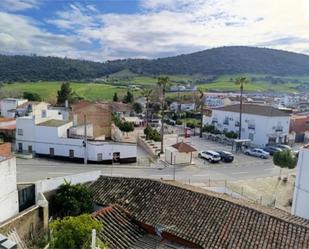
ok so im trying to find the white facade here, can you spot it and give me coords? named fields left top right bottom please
left=203, top=108, right=290, bottom=146
left=0, top=157, right=18, bottom=223
left=170, top=102, right=196, bottom=112
left=16, top=116, right=137, bottom=162
left=292, top=146, right=309, bottom=219
left=0, top=98, right=27, bottom=118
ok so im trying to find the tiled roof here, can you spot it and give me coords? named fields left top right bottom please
left=37, top=119, right=70, bottom=127
left=172, top=142, right=197, bottom=153
left=93, top=205, right=186, bottom=249
left=90, top=176, right=309, bottom=249
left=214, top=104, right=291, bottom=117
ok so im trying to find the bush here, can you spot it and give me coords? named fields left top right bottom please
left=224, top=131, right=238, bottom=139
left=50, top=214, right=103, bottom=249
left=144, top=125, right=161, bottom=141
left=176, top=120, right=183, bottom=125
left=273, top=150, right=297, bottom=169
left=51, top=180, right=93, bottom=218
left=23, top=92, right=42, bottom=101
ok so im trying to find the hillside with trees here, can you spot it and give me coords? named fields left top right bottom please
left=1, top=46, right=309, bottom=82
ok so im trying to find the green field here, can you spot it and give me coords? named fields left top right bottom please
left=1, top=73, right=306, bottom=102
left=2, top=82, right=129, bottom=102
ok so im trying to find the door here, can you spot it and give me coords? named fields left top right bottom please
left=49, top=148, right=54, bottom=157
left=113, top=152, right=120, bottom=163
left=18, top=143, right=23, bottom=152
left=28, top=145, right=32, bottom=153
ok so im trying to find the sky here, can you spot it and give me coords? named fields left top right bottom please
left=0, top=0, right=309, bottom=61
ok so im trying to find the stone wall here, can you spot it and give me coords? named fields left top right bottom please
left=0, top=205, right=44, bottom=241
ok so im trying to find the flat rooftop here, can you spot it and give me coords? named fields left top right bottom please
left=37, top=119, right=69, bottom=127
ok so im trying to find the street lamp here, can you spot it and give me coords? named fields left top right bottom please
left=235, top=77, right=248, bottom=139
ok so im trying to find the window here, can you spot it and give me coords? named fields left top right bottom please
left=97, top=153, right=103, bottom=161
left=18, top=129, right=23, bottom=136
left=249, top=133, right=254, bottom=141
left=49, top=148, right=54, bottom=156
left=41, top=110, right=47, bottom=118
left=28, top=145, right=32, bottom=153
left=69, top=149, right=74, bottom=158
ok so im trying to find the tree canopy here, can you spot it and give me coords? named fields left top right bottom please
left=133, top=102, right=143, bottom=114
left=50, top=214, right=103, bottom=249
left=57, top=82, right=74, bottom=105
left=51, top=180, right=93, bottom=217
left=273, top=150, right=297, bottom=169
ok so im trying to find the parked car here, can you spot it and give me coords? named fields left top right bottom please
left=262, top=146, right=282, bottom=155
left=244, top=148, right=270, bottom=159
left=198, top=150, right=221, bottom=163
left=267, top=144, right=291, bottom=151
left=216, top=151, right=234, bottom=162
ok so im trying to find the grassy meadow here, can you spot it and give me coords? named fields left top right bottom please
left=1, top=73, right=305, bottom=102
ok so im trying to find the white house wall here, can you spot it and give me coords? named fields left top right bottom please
left=16, top=118, right=137, bottom=161
left=204, top=110, right=290, bottom=146
left=292, top=148, right=309, bottom=219
left=0, top=157, right=18, bottom=223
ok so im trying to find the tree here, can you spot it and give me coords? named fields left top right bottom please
left=50, top=214, right=103, bottom=249
left=157, top=76, right=170, bottom=154
left=57, top=82, right=73, bottom=105
left=141, top=88, right=153, bottom=127
left=23, top=91, right=42, bottom=101
left=197, top=88, right=205, bottom=138
left=123, top=91, right=134, bottom=103
left=113, top=92, right=119, bottom=102
left=51, top=180, right=93, bottom=217
left=235, top=77, right=249, bottom=139
left=119, top=121, right=134, bottom=133
left=273, top=150, right=297, bottom=169
left=132, top=102, right=143, bottom=114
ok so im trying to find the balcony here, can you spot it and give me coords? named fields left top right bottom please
left=248, top=124, right=255, bottom=130
left=223, top=120, right=229, bottom=125
left=274, top=126, right=283, bottom=132
left=211, top=119, right=218, bottom=124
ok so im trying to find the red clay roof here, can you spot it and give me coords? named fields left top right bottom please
left=90, top=177, right=309, bottom=249
left=172, top=142, right=197, bottom=152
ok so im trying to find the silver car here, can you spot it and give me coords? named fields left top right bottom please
left=244, top=148, right=270, bottom=159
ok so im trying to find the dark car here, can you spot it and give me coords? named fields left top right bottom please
left=263, top=146, right=282, bottom=155
left=267, top=144, right=291, bottom=151
left=216, top=151, right=234, bottom=163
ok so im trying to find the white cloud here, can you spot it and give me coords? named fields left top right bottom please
left=0, top=0, right=39, bottom=11
left=1, top=0, right=309, bottom=61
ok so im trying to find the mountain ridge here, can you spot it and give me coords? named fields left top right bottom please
left=1, top=46, right=309, bottom=82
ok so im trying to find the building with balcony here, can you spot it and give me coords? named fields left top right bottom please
left=203, top=104, right=291, bottom=146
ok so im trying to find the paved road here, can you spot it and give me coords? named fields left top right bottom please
left=16, top=136, right=295, bottom=183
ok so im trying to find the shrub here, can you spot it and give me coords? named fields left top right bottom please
left=273, top=150, right=297, bottom=169
left=176, top=120, right=183, bottom=125
left=144, top=125, right=161, bottom=141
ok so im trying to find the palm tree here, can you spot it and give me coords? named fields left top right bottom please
left=157, top=76, right=170, bottom=154
left=235, top=77, right=249, bottom=139
left=141, top=88, right=153, bottom=127
left=197, top=88, right=205, bottom=138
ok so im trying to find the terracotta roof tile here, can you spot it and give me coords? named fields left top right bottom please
left=90, top=176, right=309, bottom=249
left=172, top=142, right=197, bottom=153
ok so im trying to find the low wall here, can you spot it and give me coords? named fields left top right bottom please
left=0, top=205, right=44, bottom=241
left=137, top=136, right=159, bottom=158
left=35, top=171, right=101, bottom=201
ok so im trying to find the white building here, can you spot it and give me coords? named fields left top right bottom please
left=292, top=145, right=309, bottom=219
left=16, top=115, right=137, bottom=163
left=0, top=98, right=28, bottom=118
left=0, top=156, right=18, bottom=223
left=170, top=101, right=196, bottom=112
left=203, top=104, right=291, bottom=146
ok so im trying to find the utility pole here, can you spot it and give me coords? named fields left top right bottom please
left=239, top=83, right=243, bottom=139
left=83, top=114, right=87, bottom=165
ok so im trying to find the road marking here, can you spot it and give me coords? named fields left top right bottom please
left=231, top=172, right=248, bottom=175
left=263, top=168, right=275, bottom=171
